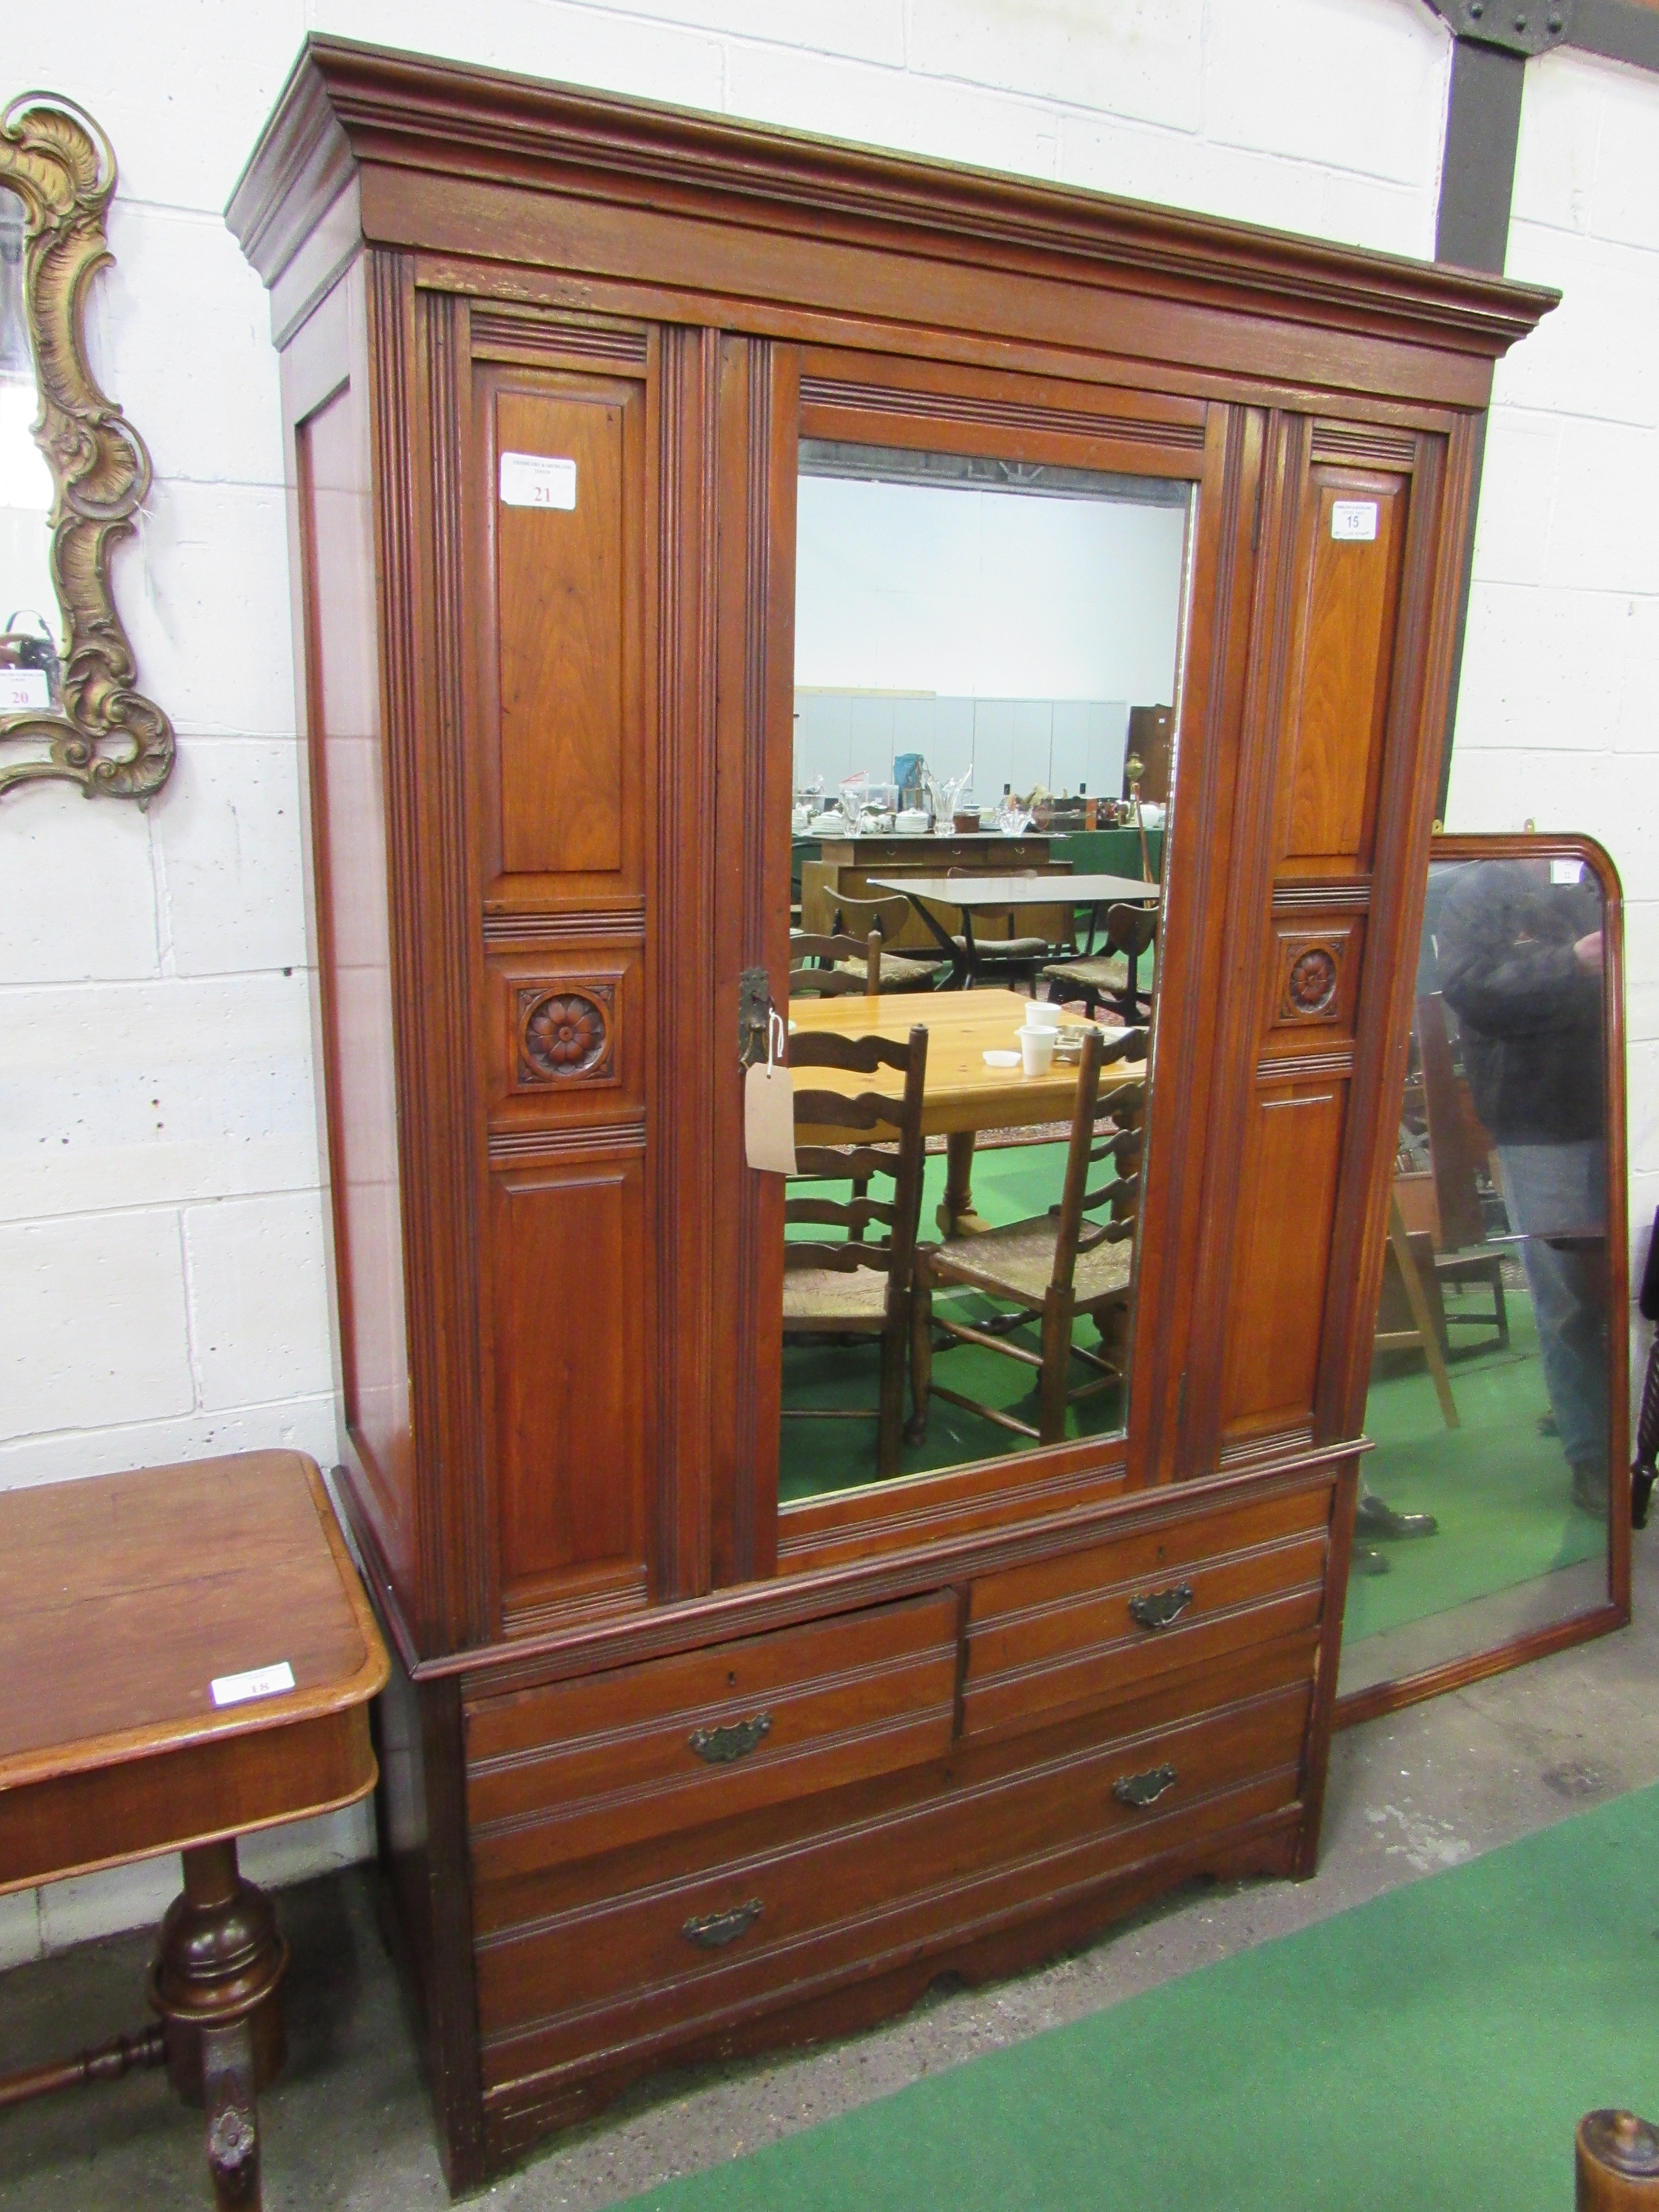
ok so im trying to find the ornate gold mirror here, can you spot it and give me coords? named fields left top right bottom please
left=0, top=94, right=171, bottom=803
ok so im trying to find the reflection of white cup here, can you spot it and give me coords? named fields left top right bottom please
left=1024, top=1001, right=1062, bottom=1029
left=1019, top=1026, right=1056, bottom=1076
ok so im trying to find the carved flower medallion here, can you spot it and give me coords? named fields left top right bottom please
left=1284, top=945, right=1339, bottom=1019
left=517, top=985, right=614, bottom=1082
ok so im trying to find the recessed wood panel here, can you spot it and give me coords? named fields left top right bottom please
left=491, top=1156, right=646, bottom=1596
left=1261, top=917, right=1365, bottom=1043
left=1222, top=1082, right=1348, bottom=1431
left=297, top=378, right=415, bottom=1590
left=484, top=945, right=645, bottom=1129
left=494, top=385, right=628, bottom=878
left=1279, top=471, right=1407, bottom=868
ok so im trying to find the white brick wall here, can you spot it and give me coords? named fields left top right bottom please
left=20, top=0, right=1647, bottom=1959
left=1442, top=44, right=1659, bottom=1285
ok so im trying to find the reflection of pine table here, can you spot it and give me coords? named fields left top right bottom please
left=788, top=987, right=1147, bottom=1236
left=0, top=1450, right=388, bottom=2210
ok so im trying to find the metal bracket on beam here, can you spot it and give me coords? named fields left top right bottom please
left=1430, top=0, right=1573, bottom=58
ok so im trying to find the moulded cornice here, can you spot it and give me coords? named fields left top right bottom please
left=228, top=35, right=1556, bottom=374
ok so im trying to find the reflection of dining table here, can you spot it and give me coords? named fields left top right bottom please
left=788, top=987, right=1148, bottom=1237
left=870, top=872, right=1160, bottom=987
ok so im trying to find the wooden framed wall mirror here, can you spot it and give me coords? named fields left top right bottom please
left=0, top=94, right=172, bottom=802
left=1336, top=831, right=1629, bottom=1719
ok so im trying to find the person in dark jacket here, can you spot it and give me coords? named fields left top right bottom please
left=1436, top=857, right=1608, bottom=1515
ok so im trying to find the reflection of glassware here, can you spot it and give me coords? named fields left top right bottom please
left=836, top=769, right=869, bottom=835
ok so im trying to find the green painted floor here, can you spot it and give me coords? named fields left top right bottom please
left=618, top=1779, right=1659, bottom=2212
left=1345, top=1285, right=1604, bottom=1647
left=780, top=1139, right=1122, bottom=1505
left=782, top=1160, right=1605, bottom=1652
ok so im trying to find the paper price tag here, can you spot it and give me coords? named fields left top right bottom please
left=1330, top=500, right=1378, bottom=542
left=745, top=1063, right=796, bottom=1174
left=0, top=669, right=50, bottom=713
left=210, top=1661, right=296, bottom=1709
left=1551, top=859, right=1585, bottom=886
left=745, top=1007, right=796, bottom=1173
left=499, top=452, right=577, bottom=510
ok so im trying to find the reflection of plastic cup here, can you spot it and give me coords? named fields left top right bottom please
left=1024, top=1001, right=1062, bottom=1029
left=1019, top=1026, right=1056, bottom=1077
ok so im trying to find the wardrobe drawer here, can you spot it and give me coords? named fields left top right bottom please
left=465, top=1591, right=959, bottom=1882
left=964, top=1485, right=1330, bottom=1743
left=475, top=1636, right=1315, bottom=2089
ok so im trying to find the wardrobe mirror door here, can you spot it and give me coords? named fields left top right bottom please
left=779, top=439, right=1192, bottom=1508
left=1337, top=834, right=1626, bottom=1709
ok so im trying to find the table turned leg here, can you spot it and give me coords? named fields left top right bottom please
left=148, top=1840, right=289, bottom=2211
left=937, top=1130, right=988, bottom=1238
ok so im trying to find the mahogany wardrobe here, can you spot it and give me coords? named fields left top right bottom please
left=230, top=39, right=1553, bottom=2188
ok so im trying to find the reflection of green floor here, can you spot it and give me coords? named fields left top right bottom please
left=620, top=1780, right=1659, bottom=2212
left=1343, top=1283, right=1604, bottom=1647
left=780, top=1139, right=1125, bottom=1506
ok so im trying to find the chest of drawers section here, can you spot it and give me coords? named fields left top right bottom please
left=461, top=1462, right=1349, bottom=2159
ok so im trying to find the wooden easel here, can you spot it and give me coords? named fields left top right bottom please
left=1375, top=1194, right=1460, bottom=1428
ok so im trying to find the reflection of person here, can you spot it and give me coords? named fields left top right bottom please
left=1436, top=859, right=1608, bottom=1517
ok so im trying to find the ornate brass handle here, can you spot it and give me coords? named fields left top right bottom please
left=687, top=1713, right=773, bottom=1764
left=682, top=1899, right=763, bottom=1950
left=1113, top=1763, right=1178, bottom=1810
left=1128, top=1582, right=1193, bottom=1632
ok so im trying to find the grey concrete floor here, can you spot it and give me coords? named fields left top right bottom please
left=3, top=1535, right=1656, bottom=2211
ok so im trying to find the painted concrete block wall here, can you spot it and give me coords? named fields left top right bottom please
left=1442, top=46, right=1659, bottom=1296
left=0, top=0, right=1460, bottom=1963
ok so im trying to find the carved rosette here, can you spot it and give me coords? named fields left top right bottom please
left=0, top=96, right=173, bottom=803
left=1281, top=942, right=1340, bottom=1021
left=517, top=984, right=615, bottom=1084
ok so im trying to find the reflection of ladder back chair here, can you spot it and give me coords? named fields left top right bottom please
left=945, top=867, right=1050, bottom=986
left=909, top=1025, right=1148, bottom=1448
left=1042, top=901, right=1157, bottom=1021
left=782, top=1025, right=929, bottom=1480
left=829, top=892, right=950, bottom=993
left=789, top=930, right=882, bottom=998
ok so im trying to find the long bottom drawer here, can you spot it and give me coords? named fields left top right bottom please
left=476, top=1634, right=1317, bottom=2099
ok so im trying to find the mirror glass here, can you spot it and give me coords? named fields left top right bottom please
left=0, top=182, right=61, bottom=718
left=1338, top=843, right=1618, bottom=1700
left=778, top=440, right=1191, bottom=1506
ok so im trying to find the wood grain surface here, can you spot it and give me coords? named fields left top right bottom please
left=224, top=37, right=1560, bottom=2185
left=788, top=987, right=1146, bottom=1139
left=0, top=1453, right=384, bottom=1785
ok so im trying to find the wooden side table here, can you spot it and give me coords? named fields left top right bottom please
left=0, top=1450, right=389, bottom=2208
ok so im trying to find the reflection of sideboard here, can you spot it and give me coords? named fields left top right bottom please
left=802, top=834, right=1070, bottom=950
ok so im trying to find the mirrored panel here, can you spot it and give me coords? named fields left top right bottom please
left=0, top=183, right=61, bottom=716
left=779, top=441, right=1192, bottom=1506
left=1338, top=836, right=1625, bottom=1705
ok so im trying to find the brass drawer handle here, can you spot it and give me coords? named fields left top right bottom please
left=682, top=1899, right=763, bottom=1950
left=1128, top=1582, right=1193, bottom=1632
left=1113, top=1763, right=1178, bottom=1810
left=688, top=1713, right=773, bottom=1765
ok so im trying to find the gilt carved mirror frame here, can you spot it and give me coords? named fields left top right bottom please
left=0, top=93, right=173, bottom=804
